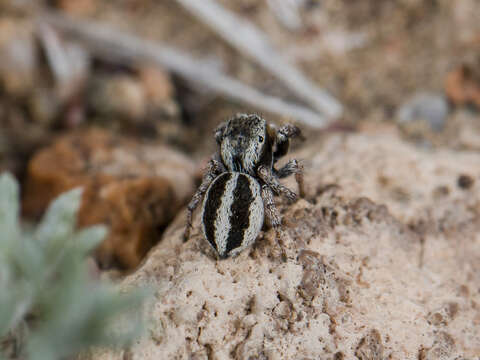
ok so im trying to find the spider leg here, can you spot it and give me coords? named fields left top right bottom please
left=184, top=155, right=225, bottom=242
left=274, top=159, right=305, bottom=198
left=279, top=123, right=302, bottom=139
left=274, top=124, right=303, bottom=161
left=257, top=165, right=297, bottom=203
left=261, top=184, right=282, bottom=230
left=262, top=183, right=291, bottom=260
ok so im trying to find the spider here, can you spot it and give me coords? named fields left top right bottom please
left=184, top=113, right=304, bottom=258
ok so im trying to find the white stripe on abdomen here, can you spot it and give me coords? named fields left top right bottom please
left=213, top=173, right=238, bottom=254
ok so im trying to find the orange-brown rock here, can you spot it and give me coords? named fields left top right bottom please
left=23, top=128, right=195, bottom=270
left=445, top=64, right=480, bottom=109
left=52, top=0, right=97, bottom=15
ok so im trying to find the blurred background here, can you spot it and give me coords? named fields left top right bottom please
left=1, top=0, right=480, bottom=271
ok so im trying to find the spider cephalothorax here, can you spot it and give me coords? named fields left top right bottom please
left=184, top=113, right=304, bottom=258
left=216, top=114, right=273, bottom=175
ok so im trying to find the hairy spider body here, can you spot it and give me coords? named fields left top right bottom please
left=202, top=172, right=264, bottom=258
left=218, top=115, right=273, bottom=175
left=184, top=114, right=304, bottom=258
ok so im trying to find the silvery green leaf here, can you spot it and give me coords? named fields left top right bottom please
left=0, top=172, right=20, bottom=245
left=73, top=225, right=108, bottom=255
left=0, top=278, right=34, bottom=337
left=35, top=188, right=83, bottom=246
left=0, top=182, right=146, bottom=360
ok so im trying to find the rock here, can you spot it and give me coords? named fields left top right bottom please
left=355, top=329, right=384, bottom=360
left=0, top=18, right=37, bottom=97
left=22, top=128, right=196, bottom=269
left=138, top=65, right=175, bottom=109
left=396, top=91, right=449, bottom=131
left=88, top=75, right=147, bottom=122
left=87, top=67, right=179, bottom=124
left=90, top=130, right=479, bottom=359
left=445, top=64, right=480, bottom=109
left=52, top=0, right=97, bottom=15
left=136, top=65, right=186, bottom=143
left=418, top=332, right=456, bottom=360
left=86, top=68, right=189, bottom=145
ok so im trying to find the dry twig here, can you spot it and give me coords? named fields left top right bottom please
left=37, top=22, right=89, bottom=100
left=266, top=0, right=303, bottom=31
left=175, top=0, right=343, bottom=118
left=39, top=11, right=331, bottom=128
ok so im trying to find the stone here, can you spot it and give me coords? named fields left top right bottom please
left=445, top=64, right=480, bottom=109
left=89, top=129, right=479, bottom=359
left=138, top=66, right=176, bottom=109
left=396, top=91, right=449, bottom=131
left=355, top=329, right=384, bottom=360
left=0, top=18, right=37, bottom=97
left=52, top=0, right=97, bottom=15
left=88, top=75, right=147, bottom=122
left=22, top=128, right=196, bottom=269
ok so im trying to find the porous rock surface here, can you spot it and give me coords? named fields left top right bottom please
left=94, top=130, right=479, bottom=359
left=23, top=128, right=195, bottom=269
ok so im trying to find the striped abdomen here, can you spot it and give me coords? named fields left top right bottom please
left=202, top=172, right=264, bottom=258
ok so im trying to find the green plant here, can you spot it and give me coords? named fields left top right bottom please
left=0, top=173, right=145, bottom=360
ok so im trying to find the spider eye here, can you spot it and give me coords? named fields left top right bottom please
left=258, top=136, right=264, bottom=143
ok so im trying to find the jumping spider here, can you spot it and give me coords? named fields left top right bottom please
left=184, top=113, right=304, bottom=258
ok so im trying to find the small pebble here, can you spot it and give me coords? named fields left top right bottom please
left=397, top=92, right=449, bottom=131
left=457, top=174, right=474, bottom=190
